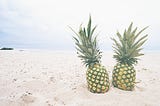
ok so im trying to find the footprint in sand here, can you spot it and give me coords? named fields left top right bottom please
left=135, top=86, right=145, bottom=91
left=21, top=94, right=36, bottom=103
left=54, top=97, right=66, bottom=105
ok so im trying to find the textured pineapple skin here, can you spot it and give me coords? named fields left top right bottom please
left=112, top=63, right=136, bottom=91
left=86, top=64, right=110, bottom=93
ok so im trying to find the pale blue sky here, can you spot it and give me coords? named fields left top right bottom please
left=0, top=0, right=160, bottom=50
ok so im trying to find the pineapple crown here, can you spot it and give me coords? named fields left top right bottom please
left=112, top=22, right=148, bottom=65
left=70, top=16, right=102, bottom=67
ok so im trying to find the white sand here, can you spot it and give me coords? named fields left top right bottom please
left=0, top=50, right=160, bottom=106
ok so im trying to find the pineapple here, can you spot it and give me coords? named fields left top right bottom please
left=70, top=16, right=110, bottom=93
left=112, top=23, right=148, bottom=91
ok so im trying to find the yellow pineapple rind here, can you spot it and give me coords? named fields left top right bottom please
left=112, top=63, right=136, bottom=91
left=86, top=64, right=110, bottom=93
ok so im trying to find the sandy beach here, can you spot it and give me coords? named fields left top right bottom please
left=0, top=50, right=160, bottom=106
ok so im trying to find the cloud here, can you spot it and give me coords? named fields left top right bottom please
left=0, top=0, right=160, bottom=50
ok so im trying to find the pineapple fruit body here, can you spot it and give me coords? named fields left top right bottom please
left=86, top=64, right=110, bottom=93
left=111, top=22, right=148, bottom=91
left=72, top=16, right=110, bottom=93
left=112, top=63, right=136, bottom=91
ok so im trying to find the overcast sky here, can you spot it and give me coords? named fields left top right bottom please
left=0, top=0, right=160, bottom=50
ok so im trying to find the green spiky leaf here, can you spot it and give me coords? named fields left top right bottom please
left=112, top=23, right=148, bottom=65
left=71, top=16, right=101, bottom=67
